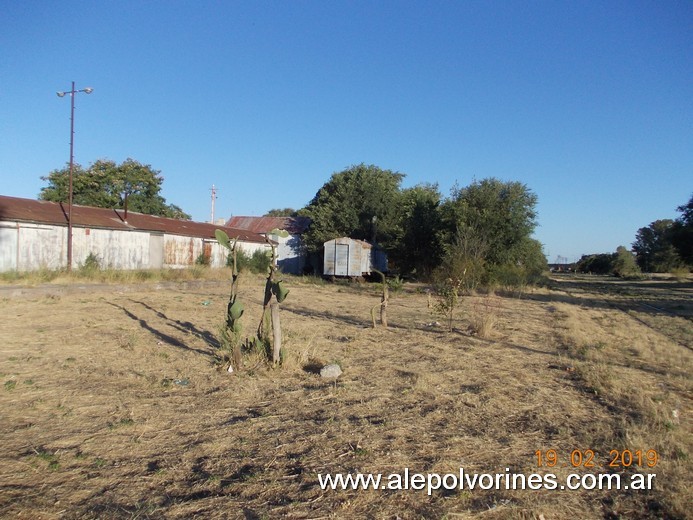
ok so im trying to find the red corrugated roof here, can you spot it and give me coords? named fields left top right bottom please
left=226, top=215, right=311, bottom=234
left=0, top=195, right=269, bottom=244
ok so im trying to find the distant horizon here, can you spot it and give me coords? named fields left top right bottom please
left=5, top=157, right=692, bottom=264
left=3, top=187, right=684, bottom=266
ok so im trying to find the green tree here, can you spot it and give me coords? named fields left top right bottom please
left=300, top=164, right=404, bottom=254
left=434, top=225, right=489, bottom=293
left=392, top=183, right=443, bottom=278
left=576, top=253, right=616, bottom=275
left=264, top=208, right=297, bottom=217
left=514, top=237, right=549, bottom=278
left=439, top=178, right=539, bottom=267
left=632, top=219, right=681, bottom=272
left=39, top=158, right=191, bottom=219
left=671, top=194, right=693, bottom=265
left=612, top=246, right=641, bottom=278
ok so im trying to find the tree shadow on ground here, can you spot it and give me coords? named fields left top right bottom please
left=129, top=299, right=221, bottom=349
left=285, top=302, right=457, bottom=335
left=107, top=302, right=218, bottom=357
left=283, top=303, right=371, bottom=329
left=511, top=278, right=693, bottom=319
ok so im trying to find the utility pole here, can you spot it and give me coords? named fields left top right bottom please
left=57, top=82, right=93, bottom=271
left=210, top=184, right=217, bottom=224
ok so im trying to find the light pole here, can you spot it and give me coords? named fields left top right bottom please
left=57, top=82, right=93, bottom=271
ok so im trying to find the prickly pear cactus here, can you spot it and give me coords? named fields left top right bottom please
left=215, top=229, right=243, bottom=367
left=273, top=280, right=290, bottom=303
left=257, top=230, right=291, bottom=364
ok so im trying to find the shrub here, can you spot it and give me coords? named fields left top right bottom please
left=249, top=250, right=272, bottom=273
left=489, top=264, right=527, bottom=295
left=612, top=246, right=642, bottom=278
left=195, top=252, right=211, bottom=266
left=433, top=277, right=463, bottom=332
left=670, top=266, right=690, bottom=281
left=229, top=249, right=272, bottom=274
left=387, top=275, right=404, bottom=293
left=80, top=253, right=101, bottom=272
left=433, top=252, right=485, bottom=295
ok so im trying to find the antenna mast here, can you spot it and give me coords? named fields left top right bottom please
left=210, top=184, right=217, bottom=224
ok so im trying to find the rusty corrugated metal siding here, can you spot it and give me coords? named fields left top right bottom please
left=0, top=195, right=268, bottom=243
left=226, top=215, right=311, bottom=235
left=0, top=195, right=274, bottom=271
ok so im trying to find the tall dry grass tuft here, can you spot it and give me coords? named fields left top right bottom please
left=468, top=293, right=501, bottom=338
left=669, top=265, right=690, bottom=281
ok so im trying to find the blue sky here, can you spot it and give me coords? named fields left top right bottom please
left=1, top=0, right=691, bottom=262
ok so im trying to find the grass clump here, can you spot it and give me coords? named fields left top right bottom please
left=34, top=449, right=60, bottom=471
left=0, top=268, right=61, bottom=284
left=670, top=266, right=690, bottom=281
left=468, top=294, right=500, bottom=338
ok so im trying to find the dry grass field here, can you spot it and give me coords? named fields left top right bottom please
left=0, top=272, right=690, bottom=519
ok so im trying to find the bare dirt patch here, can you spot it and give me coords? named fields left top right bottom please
left=0, top=274, right=690, bottom=519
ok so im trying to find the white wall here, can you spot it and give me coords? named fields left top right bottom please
left=73, top=227, right=151, bottom=269
left=0, top=223, right=19, bottom=272
left=0, top=220, right=271, bottom=272
left=0, top=221, right=66, bottom=271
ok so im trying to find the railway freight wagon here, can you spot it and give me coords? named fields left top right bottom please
left=323, top=237, right=387, bottom=277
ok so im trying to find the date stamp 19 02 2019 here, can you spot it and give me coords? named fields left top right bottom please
left=535, top=449, right=658, bottom=468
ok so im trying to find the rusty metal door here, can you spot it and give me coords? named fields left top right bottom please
left=203, top=241, right=213, bottom=264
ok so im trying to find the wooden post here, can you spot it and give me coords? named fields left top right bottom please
left=380, top=283, right=388, bottom=328
left=270, top=302, right=281, bottom=363
left=373, top=269, right=388, bottom=328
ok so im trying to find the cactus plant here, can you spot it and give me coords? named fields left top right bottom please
left=217, top=228, right=291, bottom=368
left=256, top=229, right=290, bottom=364
left=370, top=269, right=388, bottom=328
left=215, top=229, right=244, bottom=370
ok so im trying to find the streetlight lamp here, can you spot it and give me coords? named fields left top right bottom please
left=57, top=81, right=93, bottom=271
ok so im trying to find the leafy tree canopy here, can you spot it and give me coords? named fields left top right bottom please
left=671, top=194, right=693, bottom=265
left=39, top=158, right=191, bottom=220
left=299, top=165, right=546, bottom=281
left=577, top=253, right=616, bottom=275
left=299, top=164, right=405, bottom=253
left=576, top=247, right=640, bottom=278
left=439, top=178, right=539, bottom=267
left=264, top=208, right=298, bottom=217
left=391, top=183, right=444, bottom=278
left=613, top=245, right=641, bottom=278
left=676, top=194, right=693, bottom=225
left=632, top=219, right=682, bottom=272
